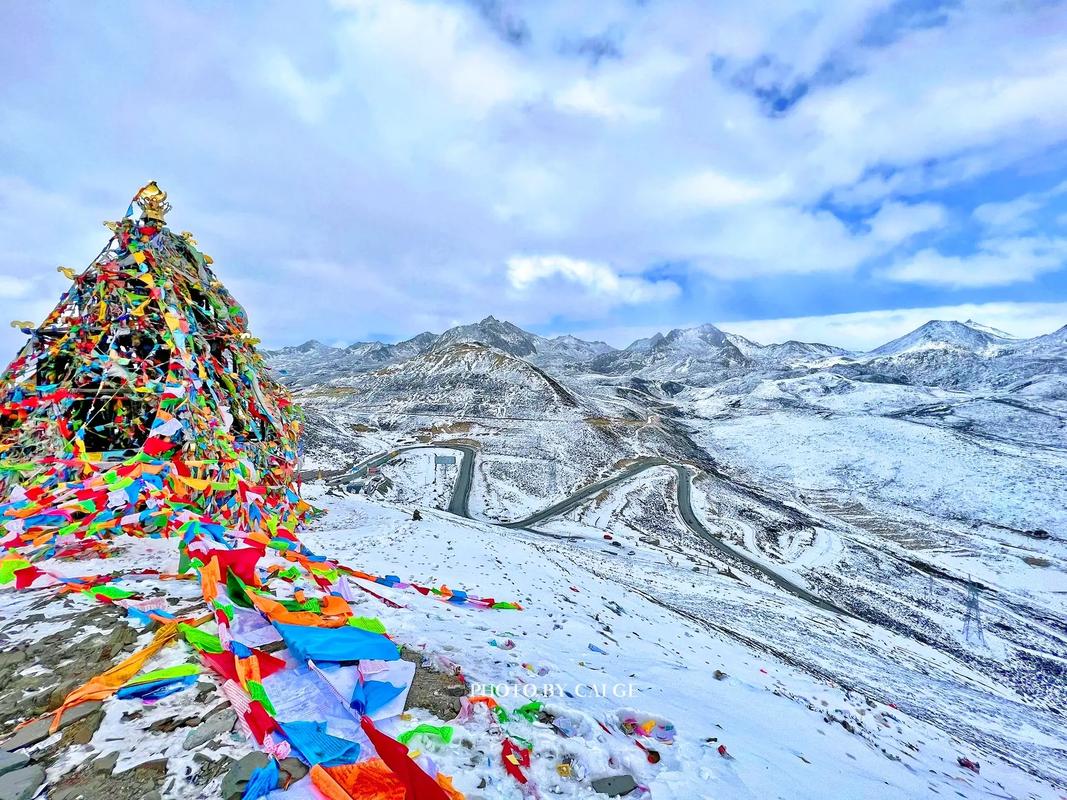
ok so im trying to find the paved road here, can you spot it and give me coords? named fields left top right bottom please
left=501, top=457, right=671, bottom=528
left=327, top=445, right=848, bottom=615
left=327, top=443, right=476, bottom=517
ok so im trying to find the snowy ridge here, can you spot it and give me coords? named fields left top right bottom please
left=269, top=313, right=1067, bottom=797
left=867, top=319, right=1016, bottom=357
left=270, top=316, right=1066, bottom=391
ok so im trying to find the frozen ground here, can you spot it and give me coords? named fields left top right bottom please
left=299, top=488, right=1067, bottom=798
left=258, top=327, right=1067, bottom=798
left=2, top=478, right=1064, bottom=798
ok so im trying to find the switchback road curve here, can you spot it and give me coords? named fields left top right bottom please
left=325, top=444, right=847, bottom=616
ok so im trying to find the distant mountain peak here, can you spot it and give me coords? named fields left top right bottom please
left=963, top=319, right=1016, bottom=339
left=870, top=319, right=1013, bottom=357
left=295, top=339, right=331, bottom=353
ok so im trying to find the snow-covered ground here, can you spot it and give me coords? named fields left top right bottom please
left=379, top=448, right=459, bottom=510
left=256, top=318, right=1067, bottom=798
left=2, top=481, right=1064, bottom=798
left=686, top=375, right=1067, bottom=537
left=297, top=489, right=1067, bottom=798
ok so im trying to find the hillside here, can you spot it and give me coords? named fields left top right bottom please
left=259, top=313, right=1067, bottom=797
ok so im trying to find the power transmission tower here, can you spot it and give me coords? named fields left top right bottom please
left=962, top=579, right=986, bottom=647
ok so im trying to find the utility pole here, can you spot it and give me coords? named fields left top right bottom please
left=962, top=579, right=986, bottom=648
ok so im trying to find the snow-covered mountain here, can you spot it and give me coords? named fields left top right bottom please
left=868, top=319, right=1016, bottom=357
left=305, top=342, right=583, bottom=420
left=431, top=316, right=540, bottom=358
left=266, top=332, right=440, bottom=387
left=826, top=319, right=1066, bottom=390
left=590, top=323, right=752, bottom=381
left=263, top=313, right=1067, bottom=796
left=722, top=332, right=850, bottom=366
left=267, top=318, right=616, bottom=385
left=269, top=317, right=1066, bottom=393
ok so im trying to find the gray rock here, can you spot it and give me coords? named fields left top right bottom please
left=91, top=751, right=119, bottom=775
left=0, top=701, right=102, bottom=750
left=0, top=764, right=45, bottom=800
left=184, top=709, right=237, bottom=750
left=0, top=718, right=52, bottom=751
left=0, top=750, right=29, bottom=777
left=221, top=751, right=270, bottom=800
left=278, top=757, right=308, bottom=783
left=591, top=774, right=638, bottom=796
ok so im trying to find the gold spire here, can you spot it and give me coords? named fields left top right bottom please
left=133, top=181, right=171, bottom=224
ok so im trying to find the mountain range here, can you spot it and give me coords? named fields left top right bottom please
left=266, top=316, right=1067, bottom=394
left=267, top=310, right=1067, bottom=796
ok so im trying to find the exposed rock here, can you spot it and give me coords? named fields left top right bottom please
left=59, top=706, right=105, bottom=746
left=401, top=648, right=466, bottom=720
left=591, top=773, right=638, bottom=796
left=91, top=751, right=119, bottom=775
left=0, top=749, right=30, bottom=777
left=278, top=756, right=308, bottom=785
left=221, top=751, right=271, bottom=800
left=52, top=757, right=169, bottom=800
left=147, top=714, right=200, bottom=734
left=0, top=764, right=45, bottom=800
left=0, top=701, right=102, bottom=750
left=184, top=708, right=237, bottom=750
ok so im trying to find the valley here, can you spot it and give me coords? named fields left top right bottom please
left=269, top=315, right=1067, bottom=795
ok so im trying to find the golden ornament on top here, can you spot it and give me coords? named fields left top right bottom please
left=134, top=181, right=171, bottom=224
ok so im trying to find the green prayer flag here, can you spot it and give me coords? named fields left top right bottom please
left=124, top=663, right=200, bottom=687
left=84, top=584, right=138, bottom=600
left=225, top=568, right=254, bottom=609
left=179, top=623, right=223, bottom=653
left=397, top=724, right=453, bottom=746
left=347, top=616, right=387, bottom=634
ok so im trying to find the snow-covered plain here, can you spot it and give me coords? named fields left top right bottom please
left=2, top=471, right=1064, bottom=798
left=299, top=489, right=1067, bottom=798
left=259, top=317, right=1067, bottom=797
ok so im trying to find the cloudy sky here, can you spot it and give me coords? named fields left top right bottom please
left=1, top=0, right=1066, bottom=353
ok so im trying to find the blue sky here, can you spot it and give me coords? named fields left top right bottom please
left=1, top=0, right=1065, bottom=352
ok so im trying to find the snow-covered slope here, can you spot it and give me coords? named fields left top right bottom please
left=6, top=488, right=1062, bottom=798
left=266, top=332, right=440, bottom=387
left=248, top=314, right=1067, bottom=797
left=868, top=320, right=1016, bottom=357
left=431, top=317, right=615, bottom=369
left=431, top=316, right=540, bottom=358
left=590, top=324, right=751, bottom=382
left=329, top=342, right=582, bottom=419
left=296, top=490, right=1063, bottom=799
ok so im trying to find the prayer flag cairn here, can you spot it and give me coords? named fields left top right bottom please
left=0, top=185, right=550, bottom=799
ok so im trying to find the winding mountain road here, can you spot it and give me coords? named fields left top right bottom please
left=328, top=444, right=847, bottom=616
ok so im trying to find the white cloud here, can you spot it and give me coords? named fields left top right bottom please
left=881, top=236, right=1067, bottom=287
left=866, top=201, right=947, bottom=244
left=506, top=255, right=679, bottom=304
left=333, top=0, right=531, bottom=120
left=554, top=79, right=660, bottom=123
left=973, top=196, right=1042, bottom=233
left=973, top=180, right=1067, bottom=233
left=716, top=301, right=1067, bottom=351
left=2, top=1, right=1066, bottom=349
left=667, top=170, right=791, bottom=210
left=261, top=53, right=342, bottom=124
left=0, top=275, right=33, bottom=299
left=677, top=205, right=879, bottom=277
